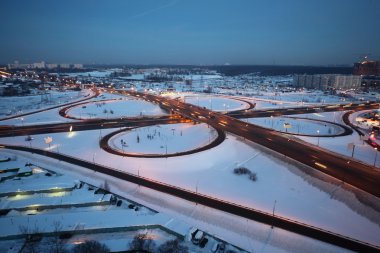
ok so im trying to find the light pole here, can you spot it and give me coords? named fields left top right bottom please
left=271, top=200, right=277, bottom=229
left=374, top=148, right=378, bottom=167
left=271, top=116, right=274, bottom=129
left=317, top=130, right=320, bottom=146
left=99, top=124, right=103, bottom=141
left=195, top=180, right=199, bottom=205
left=351, top=144, right=356, bottom=158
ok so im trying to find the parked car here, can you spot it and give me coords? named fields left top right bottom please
left=192, top=230, right=204, bottom=245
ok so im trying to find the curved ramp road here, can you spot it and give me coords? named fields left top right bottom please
left=100, top=125, right=226, bottom=158
left=0, top=145, right=379, bottom=252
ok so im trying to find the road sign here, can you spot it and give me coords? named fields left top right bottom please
left=347, top=142, right=354, bottom=150
left=44, top=136, right=53, bottom=144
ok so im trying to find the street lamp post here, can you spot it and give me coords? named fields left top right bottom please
left=317, top=130, right=320, bottom=146
left=374, top=148, right=378, bottom=167
left=271, top=200, right=277, bottom=229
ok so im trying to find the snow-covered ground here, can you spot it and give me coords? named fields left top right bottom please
left=63, top=70, right=115, bottom=78
left=0, top=91, right=167, bottom=126
left=67, top=98, right=167, bottom=119
left=184, top=95, right=249, bottom=112
left=248, top=117, right=344, bottom=135
left=1, top=126, right=379, bottom=248
left=0, top=150, right=353, bottom=253
left=0, top=90, right=92, bottom=118
left=110, top=123, right=217, bottom=155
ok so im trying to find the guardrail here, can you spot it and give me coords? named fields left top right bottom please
left=2, top=144, right=379, bottom=252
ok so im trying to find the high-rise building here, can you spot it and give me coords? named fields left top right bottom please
left=353, top=60, right=380, bottom=76
left=293, top=74, right=362, bottom=90
left=73, top=64, right=83, bottom=69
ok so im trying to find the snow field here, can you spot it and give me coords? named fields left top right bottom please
left=184, top=95, right=249, bottom=112
left=110, top=123, right=218, bottom=155
left=67, top=98, right=167, bottom=119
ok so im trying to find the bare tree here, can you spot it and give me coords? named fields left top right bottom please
left=49, top=221, right=66, bottom=253
left=158, top=239, right=188, bottom=253
left=19, top=225, right=41, bottom=253
left=129, top=232, right=156, bottom=252
left=103, top=180, right=110, bottom=192
left=72, top=240, right=109, bottom=253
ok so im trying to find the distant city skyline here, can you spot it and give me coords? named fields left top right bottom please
left=1, top=0, right=380, bottom=66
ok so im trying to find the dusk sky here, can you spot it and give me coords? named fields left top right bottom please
left=1, top=0, right=380, bottom=65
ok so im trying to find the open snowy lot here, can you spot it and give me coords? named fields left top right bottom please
left=67, top=98, right=167, bottom=119
left=110, top=123, right=217, bottom=155
left=184, top=95, right=249, bottom=112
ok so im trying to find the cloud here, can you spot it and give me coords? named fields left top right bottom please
left=127, top=0, right=178, bottom=20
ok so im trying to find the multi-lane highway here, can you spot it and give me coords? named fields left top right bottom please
left=229, top=101, right=379, bottom=118
left=118, top=89, right=380, bottom=198
left=0, top=115, right=187, bottom=138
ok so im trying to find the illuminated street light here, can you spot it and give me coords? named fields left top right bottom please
left=374, top=148, right=378, bottom=167
left=317, top=130, right=320, bottom=146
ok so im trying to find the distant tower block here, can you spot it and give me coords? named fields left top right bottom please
left=185, top=78, right=193, bottom=91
